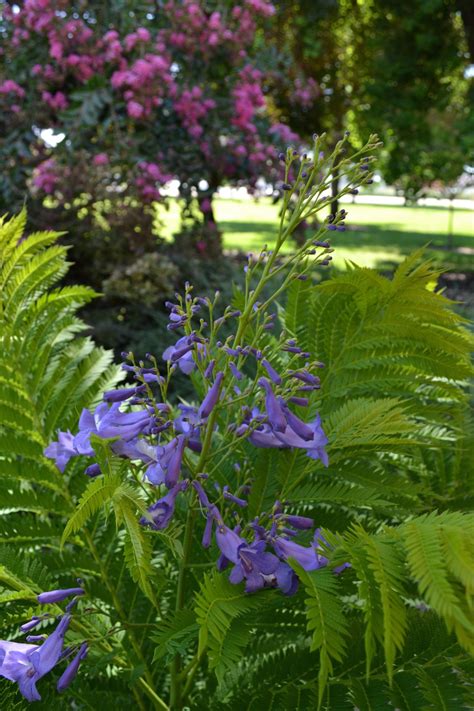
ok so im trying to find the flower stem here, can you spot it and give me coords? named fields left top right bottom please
left=138, top=678, right=170, bottom=710
left=169, top=503, right=198, bottom=709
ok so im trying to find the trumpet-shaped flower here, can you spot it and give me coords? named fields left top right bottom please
left=240, top=383, right=329, bottom=466
left=37, top=587, right=84, bottom=605
left=143, top=435, right=186, bottom=488
left=140, top=481, right=188, bottom=529
left=162, top=335, right=206, bottom=374
left=215, top=526, right=280, bottom=593
left=57, top=643, right=88, bottom=693
left=0, top=615, right=71, bottom=702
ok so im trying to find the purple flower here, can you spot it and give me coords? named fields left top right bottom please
left=142, top=434, right=186, bottom=488
left=277, top=514, right=314, bottom=530
left=241, top=395, right=328, bottom=466
left=202, top=511, right=214, bottom=548
left=140, top=481, right=188, bottom=530
left=85, top=463, right=101, bottom=478
left=272, top=537, right=323, bottom=571
left=37, top=587, right=84, bottom=605
left=289, top=370, right=320, bottom=388
left=43, top=431, right=77, bottom=472
left=162, top=335, right=205, bottom=374
left=174, top=405, right=202, bottom=452
left=258, top=378, right=286, bottom=432
left=199, top=371, right=224, bottom=419
left=57, top=643, right=88, bottom=693
left=223, top=486, right=247, bottom=507
left=261, top=359, right=282, bottom=385
left=45, top=402, right=156, bottom=472
left=103, top=385, right=145, bottom=402
left=0, top=641, right=42, bottom=701
left=229, top=362, right=243, bottom=381
left=0, top=615, right=71, bottom=701
left=204, top=359, right=216, bottom=379
left=76, top=402, right=154, bottom=446
left=19, top=617, right=42, bottom=633
left=192, top=479, right=213, bottom=508
left=215, top=527, right=280, bottom=593
left=275, top=562, right=299, bottom=595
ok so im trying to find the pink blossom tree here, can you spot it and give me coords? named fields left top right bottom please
left=0, top=0, right=303, bottom=262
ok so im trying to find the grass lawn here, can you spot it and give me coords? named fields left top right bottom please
left=158, top=197, right=474, bottom=271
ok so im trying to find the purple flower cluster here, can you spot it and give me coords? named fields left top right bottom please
left=0, top=586, right=87, bottom=701
left=44, top=400, right=157, bottom=472
left=44, top=295, right=334, bottom=606
left=237, top=377, right=328, bottom=466
left=192, top=483, right=346, bottom=595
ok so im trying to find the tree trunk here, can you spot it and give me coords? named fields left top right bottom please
left=198, top=193, right=222, bottom=259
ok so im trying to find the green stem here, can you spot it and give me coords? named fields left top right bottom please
left=83, top=530, right=159, bottom=707
left=169, top=504, right=198, bottom=709
left=139, top=678, right=170, bottom=711
left=180, top=650, right=206, bottom=703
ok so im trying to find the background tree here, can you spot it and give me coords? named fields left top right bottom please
left=270, top=0, right=473, bottom=204
left=0, top=0, right=298, bottom=274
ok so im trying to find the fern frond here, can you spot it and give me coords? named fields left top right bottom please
left=400, top=511, right=474, bottom=654
left=152, top=609, right=198, bottom=664
left=290, top=563, right=349, bottom=708
left=194, top=571, right=265, bottom=681
left=61, top=473, right=122, bottom=546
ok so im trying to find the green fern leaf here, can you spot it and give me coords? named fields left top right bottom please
left=289, top=562, right=348, bottom=708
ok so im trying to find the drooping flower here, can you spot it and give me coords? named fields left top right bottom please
left=85, top=463, right=101, bottom=478
left=239, top=382, right=329, bottom=465
left=174, top=405, right=202, bottom=452
left=19, top=617, right=43, bottom=633
left=57, top=643, right=88, bottom=693
left=199, top=371, right=224, bottom=419
left=45, top=402, right=155, bottom=471
left=143, top=435, right=186, bottom=488
left=272, top=536, right=322, bottom=571
left=261, top=358, right=282, bottom=384
left=73, top=403, right=154, bottom=455
left=103, top=385, right=145, bottom=403
left=43, top=431, right=77, bottom=472
left=140, top=481, right=188, bottom=530
left=276, top=513, right=314, bottom=530
left=258, top=377, right=286, bottom=432
left=215, top=526, right=280, bottom=593
left=274, top=562, right=299, bottom=596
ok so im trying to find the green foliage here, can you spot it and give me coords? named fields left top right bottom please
left=195, top=571, right=266, bottom=683
left=1, top=214, right=473, bottom=709
left=277, top=250, right=474, bottom=521
left=152, top=609, right=199, bottom=664
left=190, top=251, right=473, bottom=708
left=270, top=0, right=473, bottom=198
left=289, top=564, right=349, bottom=708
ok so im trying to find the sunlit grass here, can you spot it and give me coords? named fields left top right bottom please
left=157, top=197, right=473, bottom=270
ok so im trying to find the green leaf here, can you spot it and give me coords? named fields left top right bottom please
left=61, top=472, right=122, bottom=547
left=194, top=571, right=265, bottom=682
left=289, top=562, right=348, bottom=709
